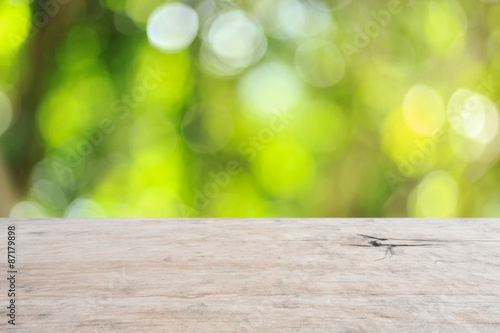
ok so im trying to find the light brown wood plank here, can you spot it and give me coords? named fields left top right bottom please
left=1, top=218, right=499, bottom=332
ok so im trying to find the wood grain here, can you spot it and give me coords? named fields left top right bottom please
left=1, top=218, right=499, bottom=332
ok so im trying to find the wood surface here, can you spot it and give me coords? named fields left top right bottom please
left=1, top=218, right=499, bottom=332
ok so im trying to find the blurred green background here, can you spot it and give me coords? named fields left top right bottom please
left=1, top=0, right=500, bottom=218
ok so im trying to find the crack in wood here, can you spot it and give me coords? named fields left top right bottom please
left=346, top=234, right=437, bottom=260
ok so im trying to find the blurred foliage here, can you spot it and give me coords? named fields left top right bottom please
left=1, top=0, right=500, bottom=217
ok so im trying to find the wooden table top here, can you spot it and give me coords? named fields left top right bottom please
left=1, top=218, right=499, bottom=332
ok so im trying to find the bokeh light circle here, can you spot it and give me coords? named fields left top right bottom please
left=447, top=89, right=485, bottom=139
left=277, top=0, right=332, bottom=38
left=408, top=0, right=467, bottom=54
left=424, top=0, right=467, bottom=53
left=0, top=1, right=31, bottom=59
left=209, top=11, right=263, bottom=62
left=253, top=0, right=333, bottom=40
left=403, top=85, right=445, bottom=136
left=10, top=201, right=47, bottom=218
left=238, top=61, right=304, bottom=116
left=200, top=10, right=267, bottom=76
left=32, top=179, right=68, bottom=210
left=412, top=170, right=460, bottom=218
left=448, top=130, right=486, bottom=163
left=475, top=95, right=499, bottom=144
left=65, top=198, right=107, bottom=218
left=147, top=3, right=199, bottom=53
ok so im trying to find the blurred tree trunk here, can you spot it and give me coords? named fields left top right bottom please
left=0, top=153, right=17, bottom=216
left=2, top=0, right=91, bottom=208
